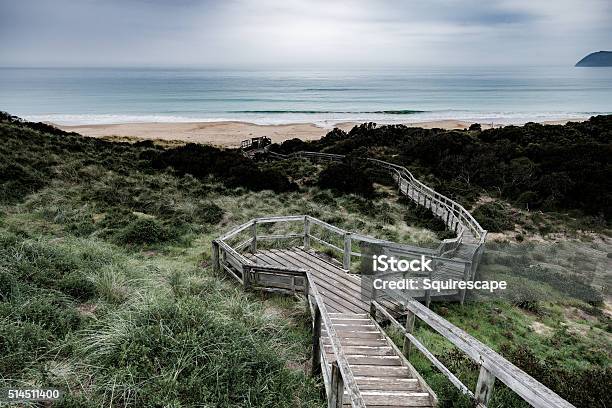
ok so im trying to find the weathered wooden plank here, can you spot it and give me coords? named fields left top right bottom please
left=312, top=306, right=322, bottom=376
left=269, top=249, right=369, bottom=313
left=324, top=345, right=395, bottom=356
left=322, top=330, right=385, bottom=340
left=345, top=355, right=403, bottom=366
left=330, top=362, right=345, bottom=408
left=368, top=303, right=438, bottom=405
left=353, top=377, right=420, bottom=391
left=475, top=365, right=495, bottom=405
left=255, top=233, right=304, bottom=241
left=345, top=391, right=432, bottom=407
left=349, top=365, right=412, bottom=377
left=306, top=272, right=367, bottom=408
left=322, top=337, right=389, bottom=347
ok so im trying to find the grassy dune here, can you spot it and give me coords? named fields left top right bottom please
left=0, top=116, right=610, bottom=407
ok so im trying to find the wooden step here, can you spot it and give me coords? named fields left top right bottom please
left=323, top=345, right=395, bottom=356
left=346, top=355, right=403, bottom=366
left=350, top=365, right=412, bottom=377
left=354, top=377, right=420, bottom=391
left=322, top=337, right=389, bottom=346
left=341, top=391, right=433, bottom=407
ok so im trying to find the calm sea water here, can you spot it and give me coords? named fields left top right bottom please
left=0, top=67, right=611, bottom=127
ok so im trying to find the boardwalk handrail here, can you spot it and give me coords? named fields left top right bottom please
left=306, top=270, right=367, bottom=408
left=213, top=215, right=474, bottom=301
left=265, top=150, right=487, bottom=244
left=213, top=217, right=577, bottom=408
left=370, top=297, right=575, bottom=408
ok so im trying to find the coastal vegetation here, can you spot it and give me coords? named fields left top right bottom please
left=0, top=112, right=610, bottom=407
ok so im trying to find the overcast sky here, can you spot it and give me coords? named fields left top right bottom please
left=1, top=0, right=610, bottom=67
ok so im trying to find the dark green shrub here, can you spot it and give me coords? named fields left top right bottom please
left=472, top=202, right=514, bottom=232
left=0, top=321, right=52, bottom=376
left=193, top=202, right=224, bottom=224
left=116, top=218, right=178, bottom=245
left=0, top=161, right=47, bottom=203
left=402, top=199, right=454, bottom=239
left=312, top=190, right=336, bottom=206
left=59, top=272, right=96, bottom=301
left=0, top=269, right=17, bottom=301
left=19, top=294, right=81, bottom=337
left=153, top=143, right=295, bottom=192
left=317, top=162, right=374, bottom=197
left=506, top=280, right=544, bottom=314
left=501, top=344, right=612, bottom=407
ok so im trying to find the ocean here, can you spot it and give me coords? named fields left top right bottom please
left=0, top=66, right=611, bottom=127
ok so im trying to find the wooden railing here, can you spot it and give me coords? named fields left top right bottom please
left=266, top=151, right=485, bottom=238
left=307, top=270, right=367, bottom=408
left=263, top=150, right=488, bottom=291
left=213, top=217, right=577, bottom=408
left=212, top=215, right=473, bottom=301
left=369, top=296, right=575, bottom=408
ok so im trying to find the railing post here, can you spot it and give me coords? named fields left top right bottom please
left=311, top=305, right=322, bottom=376
left=242, top=265, right=251, bottom=289
left=250, top=221, right=257, bottom=253
left=459, top=262, right=471, bottom=305
left=343, top=232, right=351, bottom=270
left=425, top=259, right=433, bottom=308
left=211, top=240, right=220, bottom=272
left=402, top=309, right=415, bottom=358
left=304, top=216, right=311, bottom=251
left=329, top=362, right=344, bottom=408
left=369, top=282, right=378, bottom=320
left=475, top=365, right=495, bottom=406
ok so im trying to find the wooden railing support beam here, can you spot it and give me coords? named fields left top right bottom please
left=343, top=232, right=351, bottom=270
left=211, top=240, right=220, bottom=272
left=402, top=310, right=415, bottom=358
left=242, top=265, right=251, bottom=289
left=329, top=362, right=345, bottom=408
left=475, top=365, right=496, bottom=406
left=250, top=221, right=257, bottom=253
left=311, top=305, right=322, bottom=377
left=304, top=216, right=311, bottom=250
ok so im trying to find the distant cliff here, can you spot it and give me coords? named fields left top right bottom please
left=575, top=51, right=612, bottom=67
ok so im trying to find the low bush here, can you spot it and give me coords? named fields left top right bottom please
left=115, top=217, right=179, bottom=245
left=317, top=162, right=374, bottom=197
left=501, top=344, right=612, bottom=407
left=472, top=201, right=515, bottom=232
left=152, top=143, right=296, bottom=192
left=0, top=268, right=17, bottom=302
left=400, top=197, right=455, bottom=239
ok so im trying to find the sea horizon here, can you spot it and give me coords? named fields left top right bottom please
left=1, top=65, right=611, bottom=127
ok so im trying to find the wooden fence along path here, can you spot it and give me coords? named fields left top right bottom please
left=212, top=151, right=575, bottom=408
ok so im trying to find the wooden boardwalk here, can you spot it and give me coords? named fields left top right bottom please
left=212, top=149, right=575, bottom=408
left=245, top=248, right=437, bottom=407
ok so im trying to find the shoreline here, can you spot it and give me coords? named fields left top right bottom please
left=55, top=117, right=590, bottom=147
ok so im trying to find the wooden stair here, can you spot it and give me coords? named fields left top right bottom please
left=321, top=313, right=436, bottom=407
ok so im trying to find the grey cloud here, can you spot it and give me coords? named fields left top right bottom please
left=0, top=0, right=610, bottom=67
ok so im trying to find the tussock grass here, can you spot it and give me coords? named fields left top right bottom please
left=1, top=117, right=610, bottom=407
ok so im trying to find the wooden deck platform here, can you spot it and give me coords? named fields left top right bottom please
left=245, top=248, right=437, bottom=407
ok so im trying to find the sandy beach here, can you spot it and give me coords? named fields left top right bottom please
left=56, top=118, right=588, bottom=147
